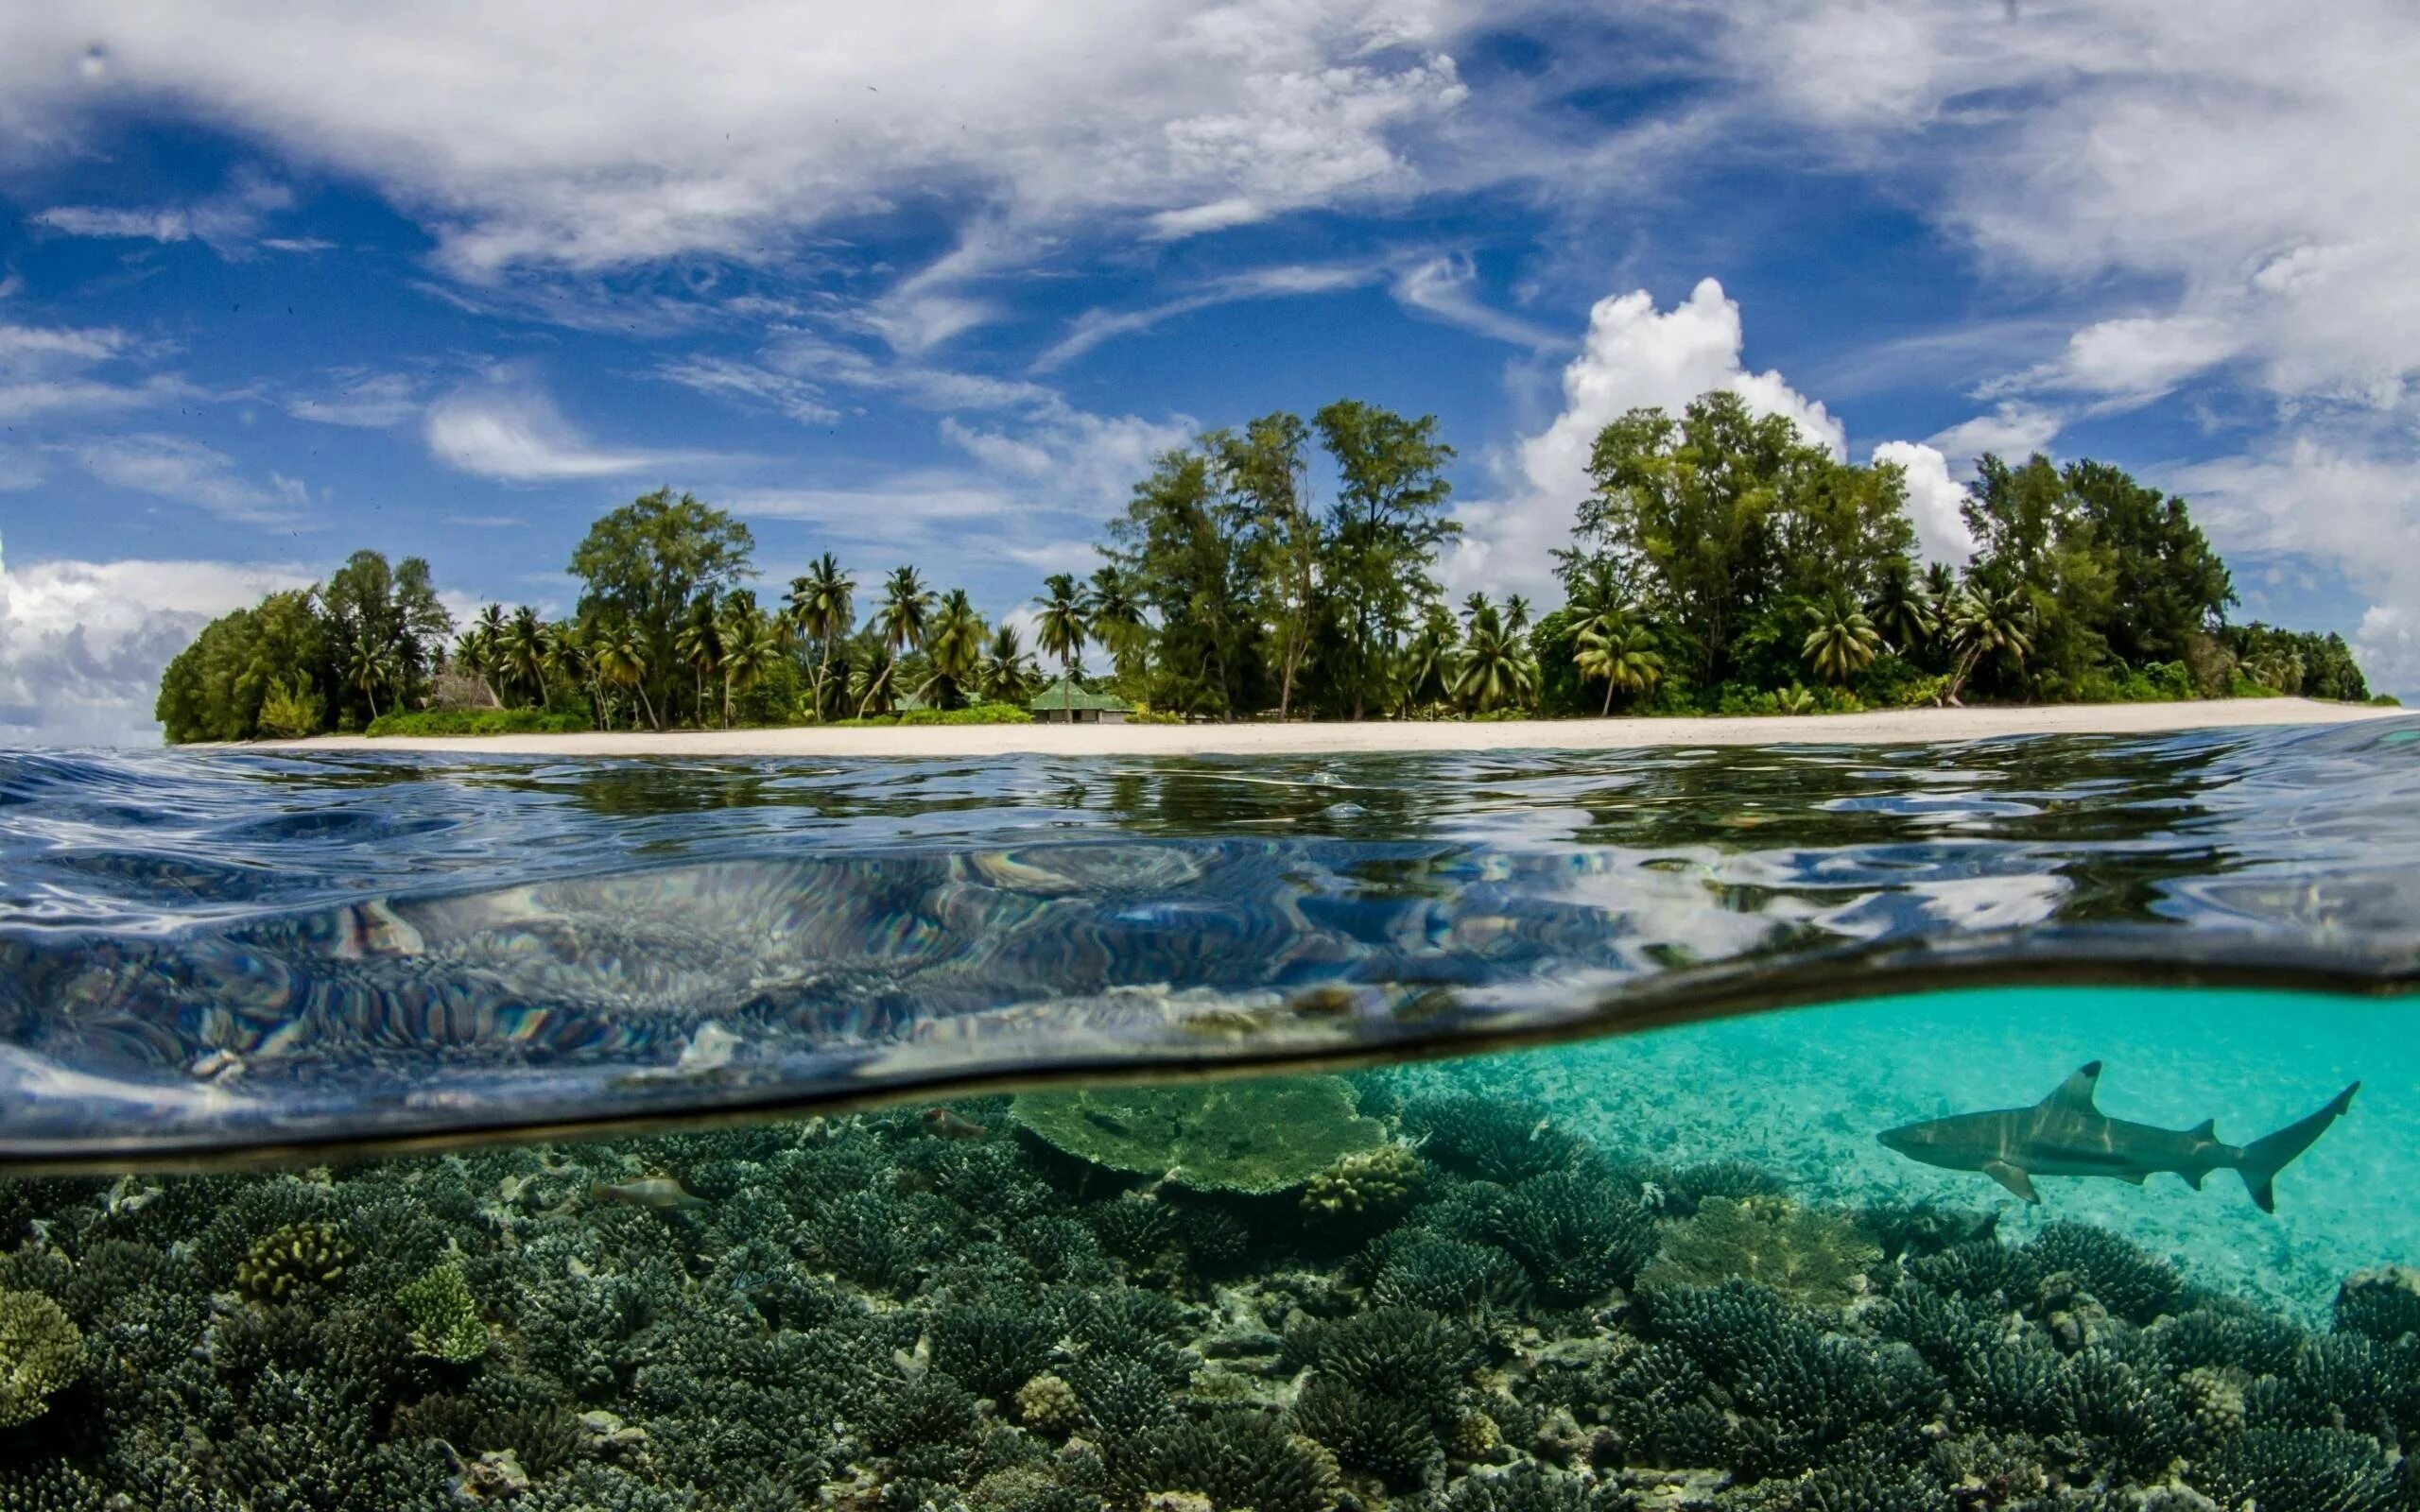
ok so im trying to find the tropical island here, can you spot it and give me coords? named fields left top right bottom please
left=157, top=390, right=2391, bottom=750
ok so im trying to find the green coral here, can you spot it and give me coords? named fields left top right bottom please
left=1300, top=1143, right=1426, bottom=1221
left=1011, top=1076, right=1384, bottom=1194
left=1640, top=1195, right=1880, bottom=1308
left=0, top=1289, right=80, bottom=1428
left=236, top=1219, right=353, bottom=1300
left=395, top=1262, right=488, bottom=1363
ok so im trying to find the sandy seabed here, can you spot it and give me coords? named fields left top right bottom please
left=273, top=696, right=2398, bottom=759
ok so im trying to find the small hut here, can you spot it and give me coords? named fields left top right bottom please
left=1028, top=678, right=1132, bottom=724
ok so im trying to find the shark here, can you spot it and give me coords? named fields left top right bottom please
left=1877, top=1061, right=2359, bottom=1211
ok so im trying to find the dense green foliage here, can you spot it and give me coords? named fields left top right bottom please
left=4, top=1076, right=2411, bottom=1509
left=157, top=393, right=2377, bottom=742
left=363, top=708, right=593, bottom=738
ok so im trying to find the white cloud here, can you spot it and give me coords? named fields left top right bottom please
left=70, top=434, right=306, bottom=524
left=1390, top=255, right=1568, bottom=351
left=424, top=381, right=682, bottom=482
left=0, top=540, right=309, bottom=745
left=0, top=318, right=190, bottom=423
left=1925, top=402, right=2063, bottom=469
left=33, top=169, right=295, bottom=258
left=654, top=356, right=839, bottom=424
left=0, top=6, right=1473, bottom=285
left=2054, top=316, right=2242, bottom=400
left=285, top=371, right=421, bottom=428
left=1870, top=440, right=1973, bottom=570
left=2354, top=605, right=2418, bottom=700
left=1036, top=263, right=1377, bottom=371
left=940, top=404, right=1194, bottom=509
left=1450, top=277, right=1843, bottom=597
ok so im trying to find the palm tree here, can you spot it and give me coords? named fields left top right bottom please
left=1035, top=573, right=1087, bottom=718
left=1869, top=562, right=1936, bottom=656
left=917, top=589, right=986, bottom=710
left=453, top=622, right=499, bottom=707
left=1449, top=598, right=1537, bottom=714
left=1942, top=587, right=2033, bottom=707
left=1396, top=603, right=1460, bottom=716
left=675, top=596, right=724, bottom=727
left=852, top=644, right=899, bottom=717
left=785, top=554, right=856, bottom=721
left=346, top=639, right=399, bottom=722
left=1923, top=561, right=1959, bottom=629
left=1083, top=565, right=1147, bottom=687
left=874, top=566, right=935, bottom=659
left=505, top=606, right=549, bottom=707
left=719, top=608, right=784, bottom=726
left=594, top=621, right=659, bottom=730
left=1576, top=617, right=1665, bottom=714
left=1801, top=593, right=1884, bottom=686
left=981, top=624, right=1036, bottom=705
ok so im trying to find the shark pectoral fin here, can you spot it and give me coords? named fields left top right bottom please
left=2182, top=1168, right=2207, bottom=1190
left=1983, top=1160, right=2040, bottom=1203
left=2040, top=1061, right=2104, bottom=1113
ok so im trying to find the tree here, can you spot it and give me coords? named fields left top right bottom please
left=852, top=644, right=900, bottom=717
left=1395, top=602, right=1460, bottom=716
left=1942, top=588, right=2033, bottom=706
left=592, top=620, right=658, bottom=730
left=345, top=637, right=399, bottom=722
left=1574, top=615, right=1665, bottom=714
left=674, top=595, right=724, bottom=726
left=917, top=589, right=986, bottom=710
left=717, top=595, right=782, bottom=727
left=2064, top=460, right=2235, bottom=663
left=874, top=566, right=935, bottom=658
left=785, top=553, right=856, bottom=721
left=1034, top=573, right=1088, bottom=718
left=1315, top=400, right=1459, bottom=719
left=1215, top=412, right=1322, bottom=719
left=321, top=549, right=453, bottom=723
left=504, top=606, right=549, bottom=707
left=1868, top=560, right=1936, bottom=656
left=1801, top=593, right=1883, bottom=686
left=543, top=622, right=600, bottom=726
left=981, top=624, right=1037, bottom=705
left=567, top=488, right=755, bottom=730
left=1962, top=454, right=2117, bottom=698
left=1106, top=448, right=1257, bottom=720
left=1083, top=564, right=1147, bottom=689
left=155, top=590, right=329, bottom=742
left=1450, top=596, right=1536, bottom=713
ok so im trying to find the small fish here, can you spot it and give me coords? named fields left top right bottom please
left=1879, top=1061, right=2359, bottom=1211
left=590, top=1177, right=709, bottom=1211
left=920, top=1108, right=988, bottom=1141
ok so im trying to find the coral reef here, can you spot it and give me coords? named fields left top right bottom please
left=1011, top=1078, right=1385, bottom=1194
left=0, top=1067, right=2411, bottom=1512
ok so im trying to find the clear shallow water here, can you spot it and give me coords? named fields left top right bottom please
left=2, top=719, right=2418, bottom=1162
left=3, top=723, right=2418, bottom=1508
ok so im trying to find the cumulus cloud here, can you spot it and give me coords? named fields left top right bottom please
left=2354, top=606, right=2418, bottom=700
left=0, top=539, right=309, bottom=746
left=0, top=5, right=1471, bottom=286
left=1450, top=277, right=1844, bottom=596
left=424, top=382, right=684, bottom=483
left=70, top=434, right=307, bottom=524
left=1924, top=402, right=2064, bottom=470
left=1871, top=440, right=1974, bottom=569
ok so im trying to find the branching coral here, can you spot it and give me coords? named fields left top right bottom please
left=1115, top=1409, right=1340, bottom=1512
left=236, top=1220, right=354, bottom=1300
left=1300, top=1144, right=1426, bottom=1222
left=1487, top=1172, right=1659, bottom=1303
left=395, top=1262, right=487, bottom=1364
left=1640, top=1196, right=1879, bottom=1309
left=0, top=1290, right=81, bottom=1429
left=1401, top=1097, right=1584, bottom=1185
left=1011, top=1078, right=1384, bottom=1194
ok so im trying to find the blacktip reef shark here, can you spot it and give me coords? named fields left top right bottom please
left=1877, top=1061, right=2359, bottom=1211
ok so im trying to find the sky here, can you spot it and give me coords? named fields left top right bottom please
left=1, top=1, right=2416, bottom=744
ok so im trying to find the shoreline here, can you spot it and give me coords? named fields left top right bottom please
left=261, top=696, right=2401, bottom=759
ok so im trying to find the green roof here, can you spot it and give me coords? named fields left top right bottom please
left=1028, top=677, right=1131, bottom=712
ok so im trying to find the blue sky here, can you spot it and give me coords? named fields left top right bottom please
left=2, top=1, right=2415, bottom=742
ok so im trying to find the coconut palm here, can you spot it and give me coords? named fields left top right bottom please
left=593, top=621, right=659, bottom=730
left=1083, top=565, right=1147, bottom=686
left=718, top=606, right=784, bottom=727
left=346, top=639, right=400, bottom=722
left=852, top=644, right=899, bottom=717
left=1575, top=617, right=1665, bottom=714
left=1941, top=587, right=2033, bottom=706
left=1034, top=573, right=1087, bottom=718
left=1868, top=562, right=1936, bottom=655
left=542, top=622, right=598, bottom=727
left=874, top=565, right=935, bottom=659
left=504, top=606, right=549, bottom=707
left=453, top=621, right=499, bottom=707
left=1801, top=593, right=1884, bottom=686
left=674, top=596, right=724, bottom=726
left=980, top=624, right=1036, bottom=705
left=1396, top=603, right=1460, bottom=716
left=916, top=589, right=986, bottom=710
left=1450, top=598, right=1537, bottom=714
left=1923, top=561, right=1959, bottom=628
left=785, top=554, right=856, bottom=720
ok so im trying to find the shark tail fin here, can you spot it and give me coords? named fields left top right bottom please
left=2238, top=1082, right=2359, bottom=1213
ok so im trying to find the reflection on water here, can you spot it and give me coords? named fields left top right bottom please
left=0, top=989, right=2411, bottom=1510
left=4, top=722, right=2419, bottom=1161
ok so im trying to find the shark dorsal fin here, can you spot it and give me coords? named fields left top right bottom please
left=2190, top=1117, right=2217, bottom=1141
left=2040, top=1061, right=2104, bottom=1113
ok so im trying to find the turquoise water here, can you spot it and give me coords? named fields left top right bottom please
left=1, top=724, right=2416, bottom=1506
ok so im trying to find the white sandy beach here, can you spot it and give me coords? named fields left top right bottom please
left=271, top=696, right=2401, bottom=759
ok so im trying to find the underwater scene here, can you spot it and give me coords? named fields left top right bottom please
left=1, top=722, right=2417, bottom=1510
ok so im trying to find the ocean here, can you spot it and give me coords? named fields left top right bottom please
left=0, top=720, right=2414, bottom=1509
